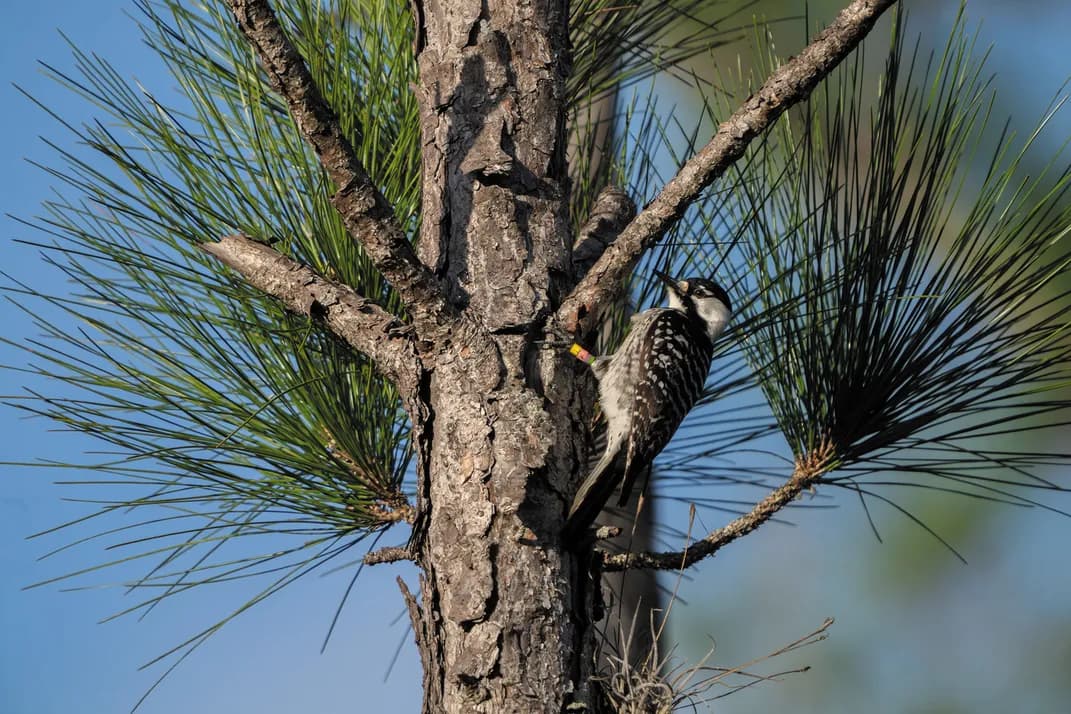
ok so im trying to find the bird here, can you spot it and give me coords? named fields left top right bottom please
left=563, top=271, right=732, bottom=540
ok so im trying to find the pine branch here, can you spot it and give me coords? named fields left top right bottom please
left=226, top=0, right=452, bottom=334
left=602, top=442, right=836, bottom=571
left=557, top=0, right=898, bottom=334
left=202, top=234, right=422, bottom=398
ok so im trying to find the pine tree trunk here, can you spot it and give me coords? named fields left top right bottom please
left=215, top=0, right=899, bottom=709
left=406, top=1, right=593, bottom=710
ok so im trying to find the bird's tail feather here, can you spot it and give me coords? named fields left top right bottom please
left=563, top=440, right=623, bottom=542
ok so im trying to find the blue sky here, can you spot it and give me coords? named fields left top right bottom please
left=0, top=3, right=421, bottom=713
left=3, top=2, right=1071, bottom=714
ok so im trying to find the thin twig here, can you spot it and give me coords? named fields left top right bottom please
left=603, top=441, right=836, bottom=571
left=201, top=234, right=422, bottom=397
left=557, top=0, right=898, bottom=334
left=225, top=0, right=453, bottom=334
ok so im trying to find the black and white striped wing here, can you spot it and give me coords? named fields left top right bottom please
left=617, top=310, right=713, bottom=504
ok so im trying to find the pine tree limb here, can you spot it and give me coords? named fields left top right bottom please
left=226, top=0, right=453, bottom=335
left=602, top=441, right=836, bottom=571
left=202, top=234, right=423, bottom=398
left=556, top=0, right=897, bottom=334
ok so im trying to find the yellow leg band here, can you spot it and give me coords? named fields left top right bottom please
left=569, top=343, right=596, bottom=365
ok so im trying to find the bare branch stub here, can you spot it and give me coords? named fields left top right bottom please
left=364, top=546, right=415, bottom=566
left=226, top=0, right=453, bottom=335
left=202, top=234, right=423, bottom=399
left=571, top=186, right=637, bottom=280
left=602, top=441, right=836, bottom=571
left=556, top=0, right=898, bottom=334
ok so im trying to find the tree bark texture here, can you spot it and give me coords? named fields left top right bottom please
left=408, top=1, right=587, bottom=711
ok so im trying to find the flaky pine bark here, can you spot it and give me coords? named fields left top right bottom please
left=407, top=2, right=582, bottom=710
left=207, top=0, right=897, bottom=711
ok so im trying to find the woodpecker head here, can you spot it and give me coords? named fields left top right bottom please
left=654, top=270, right=732, bottom=340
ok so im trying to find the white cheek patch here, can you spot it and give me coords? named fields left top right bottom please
left=696, top=299, right=731, bottom=340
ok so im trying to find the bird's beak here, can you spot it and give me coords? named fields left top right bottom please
left=653, top=270, right=678, bottom=292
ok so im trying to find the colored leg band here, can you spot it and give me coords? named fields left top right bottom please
left=569, top=343, right=597, bottom=366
